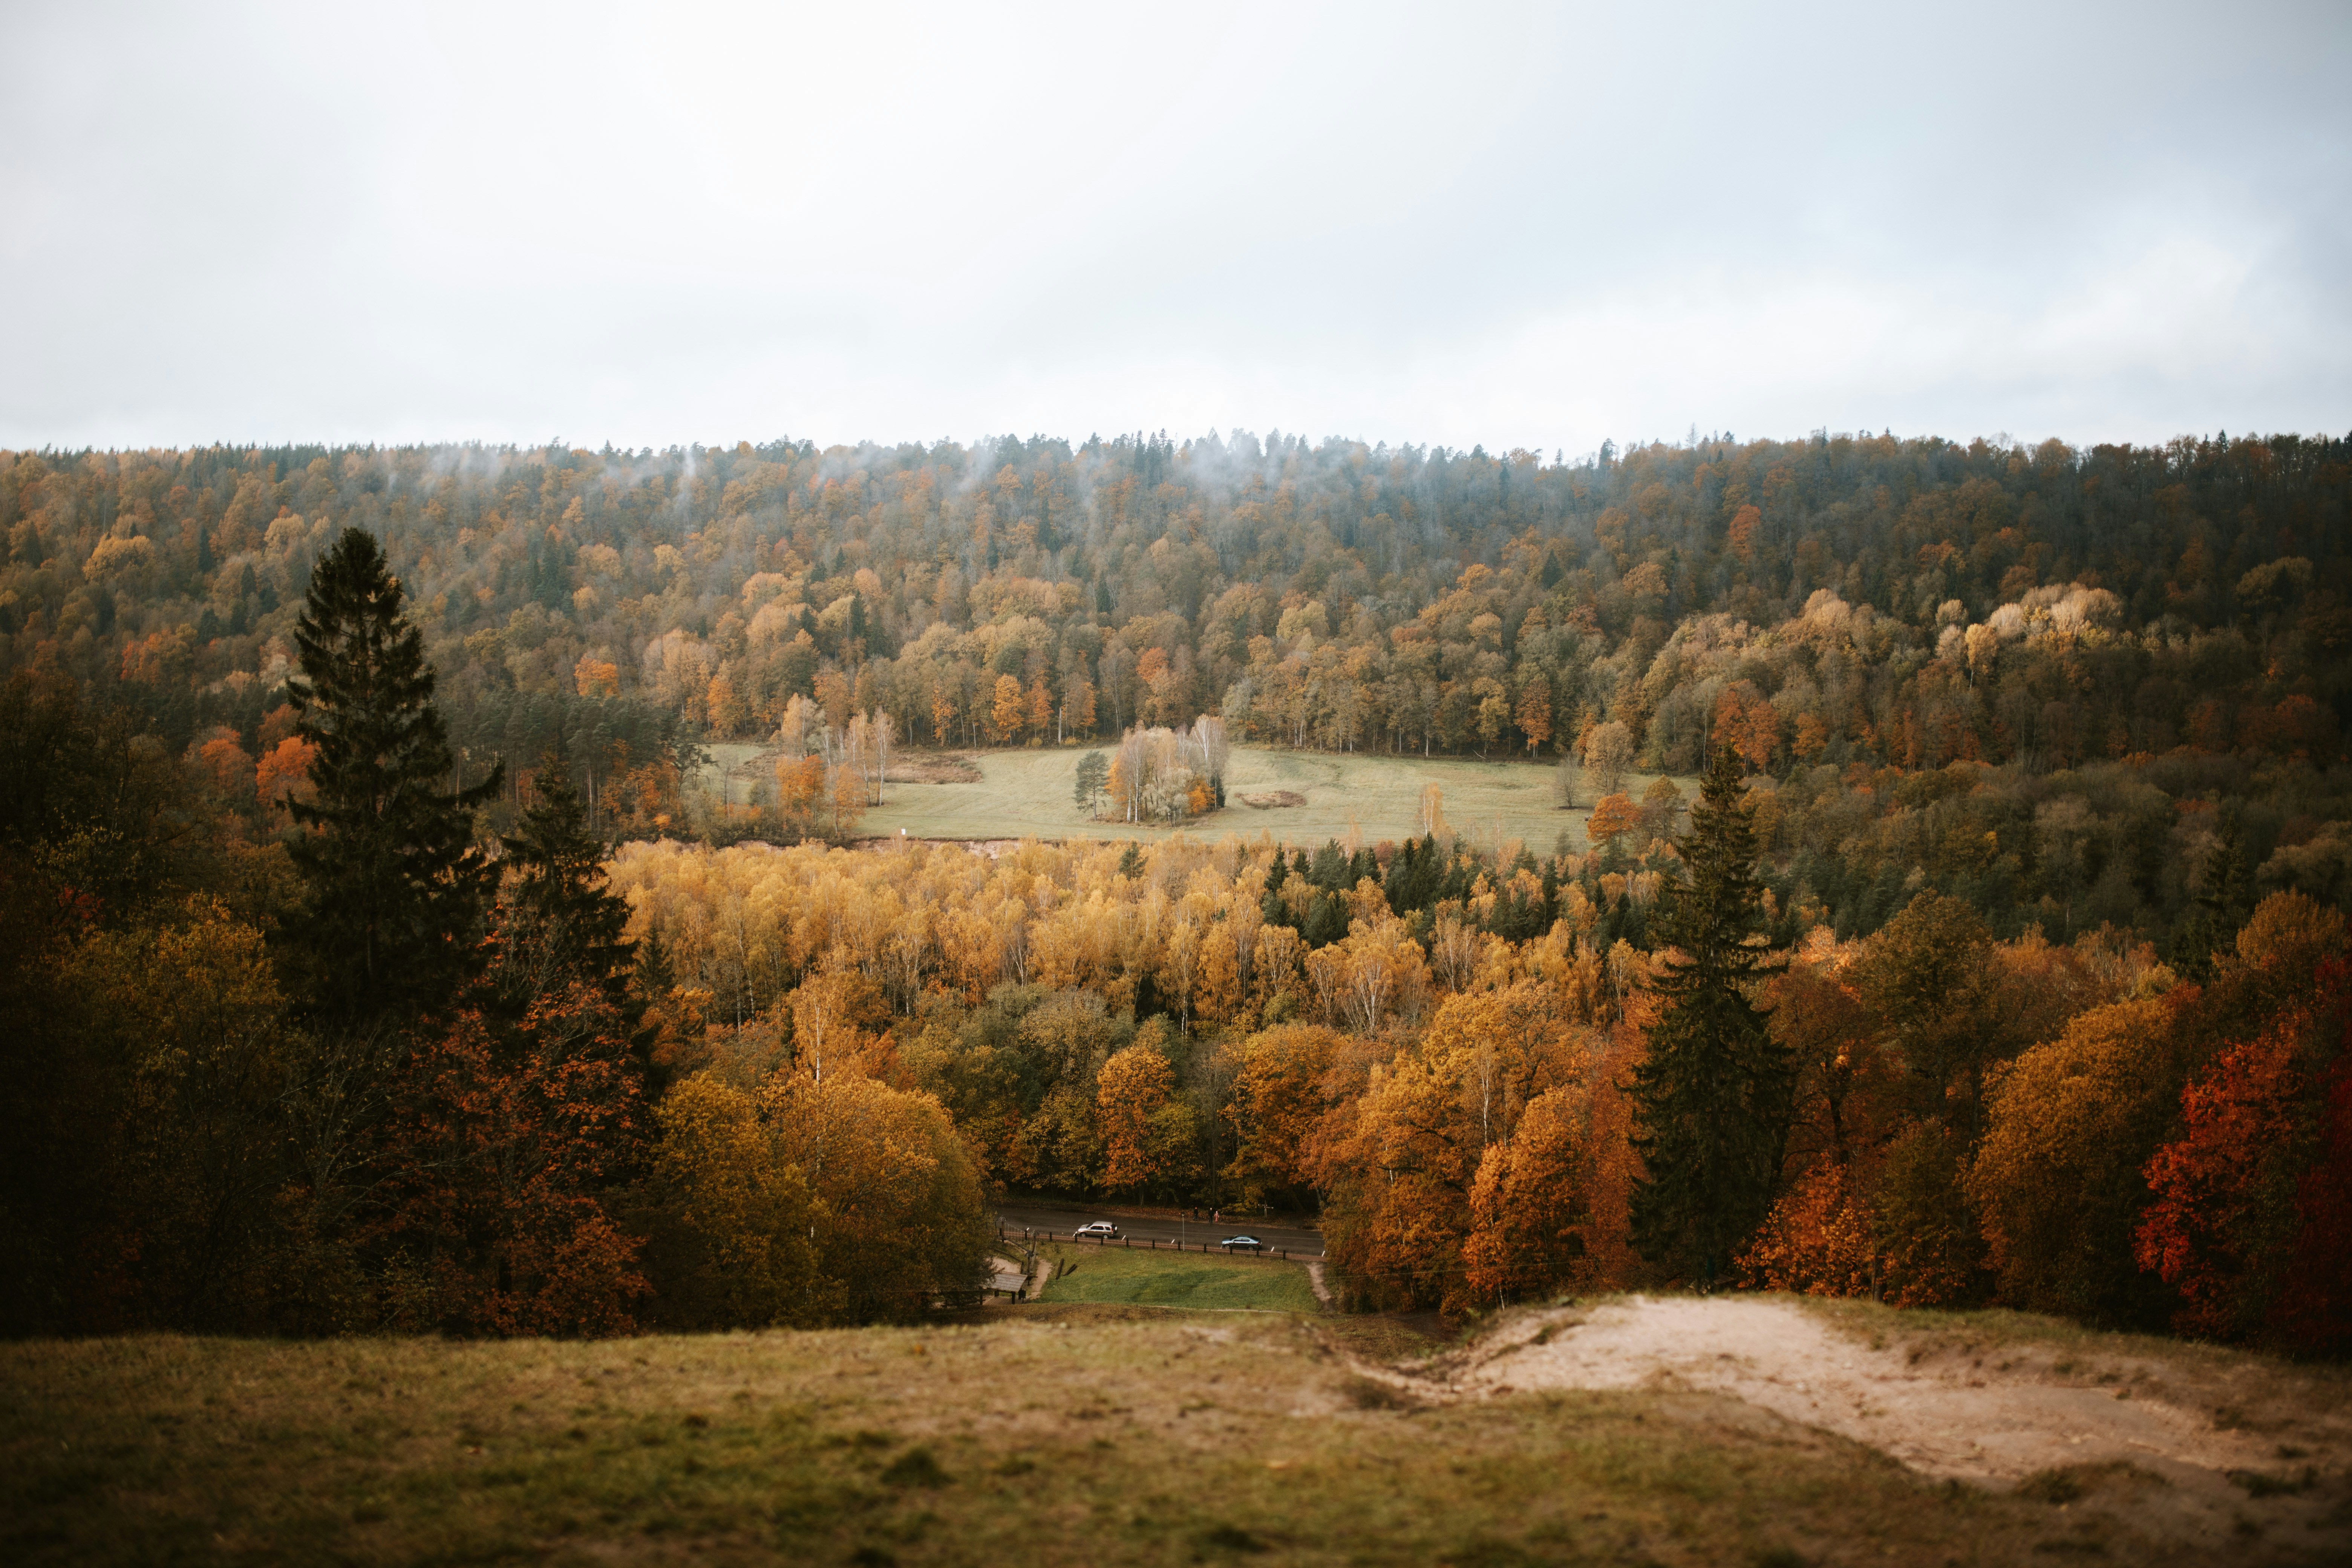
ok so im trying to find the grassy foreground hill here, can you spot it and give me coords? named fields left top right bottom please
left=6, top=1298, right=2346, bottom=1566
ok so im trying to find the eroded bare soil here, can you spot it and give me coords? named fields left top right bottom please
left=1363, top=1294, right=2352, bottom=1561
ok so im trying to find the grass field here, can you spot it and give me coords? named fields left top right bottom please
left=1036, top=1243, right=1321, bottom=1313
left=6, top=1305, right=2289, bottom=1568
left=782, top=744, right=1690, bottom=849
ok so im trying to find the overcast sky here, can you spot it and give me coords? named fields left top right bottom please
left=5, top=0, right=2349, bottom=455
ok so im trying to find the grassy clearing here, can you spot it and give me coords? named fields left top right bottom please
left=1035, top=1243, right=1321, bottom=1313
left=697, top=743, right=775, bottom=807
left=2, top=1311, right=2241, bottom=1568
left=838, top=744, right=1688, bottom=848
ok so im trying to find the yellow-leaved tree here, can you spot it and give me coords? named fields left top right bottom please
left=650, top=1074, right=830, bottom=1329
left=1464, top=1086, right=1596, bottom=1302
left=767, top=1071, right=993, bottom=1321
left=1223, top=1023, right=1341, bottom=1210
left=1966, top=997, right=2180, bottom=1320
left=1096, top=1044, right=1194, bottom=1197
left=652, top=1068, right=991, bottom=1326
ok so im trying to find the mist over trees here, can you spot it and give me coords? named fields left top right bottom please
left=2, top=426, right=2349, bottom=1349
left=6, top=427, right=2348, bottom=941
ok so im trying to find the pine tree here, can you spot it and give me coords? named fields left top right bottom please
left=2173, top=807, right=2252, bottom=981
left=285, top=527, right=501, bottom=1021
left=498, top=758, right=636, bottom=1011
left=1261, top=848, right=1295, bottom=929
left=1628, top=743, right=1792, bottom=1288
left=1073, top=750, right=1108, bottom=816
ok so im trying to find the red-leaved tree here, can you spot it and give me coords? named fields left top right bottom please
left=2136, top=954, right=2352, bottom=1353
left=375, top=983, right=648, bottom=1336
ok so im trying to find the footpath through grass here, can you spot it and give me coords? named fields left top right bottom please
left=1035, top=1243, right=1320, bottom=1313
left=0, top=1311, right=2219, bottom=1568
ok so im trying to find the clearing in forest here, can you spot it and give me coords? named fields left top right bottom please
left=764, top=744, right=1688, bottom=847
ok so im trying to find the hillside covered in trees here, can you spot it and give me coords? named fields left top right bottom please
left=3, top=429, right=2350, bottom=1353
left=5, top=429, right=2349, bottom=945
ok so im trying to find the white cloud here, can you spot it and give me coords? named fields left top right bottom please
left=3, top=0, right=2347, bottom=450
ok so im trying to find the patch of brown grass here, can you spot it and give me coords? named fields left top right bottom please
left=1, top=1315, right=2336, bottom=1566
left=885, top=753, right=984, bottom=784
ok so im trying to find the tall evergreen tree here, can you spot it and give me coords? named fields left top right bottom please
left=1073, top=750, right=1109, bottom=816
left=2173, top=806, right=2253, bottom=981
left=496, top=759, right=636, bottom=1012
left=1628, top=742, right=1792, bottom=1287
left=286, top=528, right=501, bottom=1021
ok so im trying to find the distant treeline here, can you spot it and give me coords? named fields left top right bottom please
left=3, top=430, right=2348, bottom=949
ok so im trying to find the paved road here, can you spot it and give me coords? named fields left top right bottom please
left=994, top=1201, right=1324, bottom=1257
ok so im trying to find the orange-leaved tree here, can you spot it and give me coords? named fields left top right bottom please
left=784, top=969, right=897, bottom=1085
left=651, top=1072, right=830, bottom=1329
left=1464, top=1086, right=1596, bottom=1302
left=763, top=1070, right=993, bottom=1321
left=377, top=986, right=650, bottom=1337
left=1096, top=1044, right=1191, bottom=1196
left=991, top=675, right=1025, bottom=743
left=370, top=763, right=652, bottom=1337
left=775, top=753, right=825, bottom=837
left=255, top=735, right=318, bottom=824
left=653, top=1066, right=992, bottom=1326
left=1735, top=1161, right=1878, bottom=1297
left=1585, top=792, right=1640, bottom=855
left=1317, top=984, right=1580, bottom=1314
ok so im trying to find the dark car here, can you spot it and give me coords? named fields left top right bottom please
left=1219, top=1235, right=1262, bottom=1251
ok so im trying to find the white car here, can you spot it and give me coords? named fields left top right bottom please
left=1073, top=1221, right=1121, bottom=1239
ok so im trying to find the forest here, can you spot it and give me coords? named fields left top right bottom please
left=2, top=429, right=2348, bottom=1350
left=5, top=428, right=2348, bottom=937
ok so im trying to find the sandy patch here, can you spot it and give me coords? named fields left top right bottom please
left=1448, top=1296, right=2298, bottom=1483
left=1240, top=790, right=1307, bottom=808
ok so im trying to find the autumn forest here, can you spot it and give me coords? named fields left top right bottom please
left=3, top=429, right=2349, bottom=1352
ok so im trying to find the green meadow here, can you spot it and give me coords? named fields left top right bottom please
left=707, top=743, right=1689, bottom=850
left=1035, top=1243, right=1322, bottom=1314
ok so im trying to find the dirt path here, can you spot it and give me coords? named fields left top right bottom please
left=1449, top=1296, right=2290, bottom=1481
left=1380, top=1294, right=2351, bottom=1555
left=1305, top=1260, right=1333, bottom=1309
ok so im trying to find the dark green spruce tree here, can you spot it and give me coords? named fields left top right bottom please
left=286, top=528, right=502, bottom=1021
left=1073, top=750, right=1109, bottom=816
left=496, top=758, right=637, bottom=1015
left=1627, top=742, right=1793, bottom=1288
left=2171, top=805, right=2252, bottom=981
